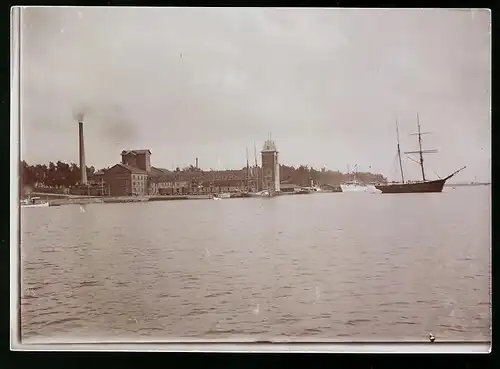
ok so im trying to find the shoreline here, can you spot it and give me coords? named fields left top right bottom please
left=24, top=184, right=485, bottom=208
left=42, top=191, right=336, bottom=207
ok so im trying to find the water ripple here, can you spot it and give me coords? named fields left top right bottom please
left=20, top=188, right=491, bottom=342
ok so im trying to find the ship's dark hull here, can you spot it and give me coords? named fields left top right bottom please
left=375, top=178, right=447, bottom=194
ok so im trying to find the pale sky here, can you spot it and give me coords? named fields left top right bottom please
left=18, top=7, right=490, bottom=182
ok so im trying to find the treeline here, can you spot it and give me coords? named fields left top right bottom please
left=20, top=160, right=100, bottom=188
left=278, top=164, right=387, bottom=186
left=176, top=165, right=202, bottom=172
left=20, top=160, right=387, bottom=188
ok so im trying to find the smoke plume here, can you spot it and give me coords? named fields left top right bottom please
left=71, top=103, right=138, bottom=148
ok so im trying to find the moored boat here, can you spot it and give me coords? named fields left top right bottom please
left=340, top=165, right=375, bottom=193
left=340, top=180, right=369, bottom=192
left=375, top=115, right=466, bottom=194
left=213, top=192, right=231, bottom=200
left=294, top=187, right=312, bottom=194
left=375, top=178, right=449, bottom=193
left=238, top=192, right=253, bottom=198
left=20, top=196, right=49, bottom=208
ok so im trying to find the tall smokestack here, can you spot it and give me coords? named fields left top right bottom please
left=78, top=120, right=87, bottom=185
left=195, top=157, right=199, bottom=169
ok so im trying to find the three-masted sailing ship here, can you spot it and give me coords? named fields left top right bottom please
left=375, top=114, right=466, bottom=194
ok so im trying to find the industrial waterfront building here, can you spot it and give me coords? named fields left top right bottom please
left=100, top=138, right=280, bottom=197
left=29, top=119, right=344, bottom=199
left=148, top=169, right=250, bottom=196
left=95, top=149, right=255, bottom=197
left=76, top=118, right=283, bottom=197
left=102, top=163, right=149, bottom=196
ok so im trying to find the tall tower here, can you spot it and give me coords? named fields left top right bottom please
left=78, top=118, right=87, bottom=185
left=261, top=136, right=280, bottom=193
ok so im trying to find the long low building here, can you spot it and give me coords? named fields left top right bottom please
left=149, top=170, right=251, bottom=195
left=91, top=145, right=295, bottom=196
left=95, top=149, right=258, bottom=196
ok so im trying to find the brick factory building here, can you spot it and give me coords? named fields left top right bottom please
left=120, top=149, right=152, bottom=172
left=99, top=149, right=168, bottom=196
left=99, top=140, right=278, bottom=197
left=99, top=148, right=250, bottom=196
left=103, top=164, right=149, bottom=196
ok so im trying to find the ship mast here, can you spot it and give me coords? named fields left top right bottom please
left=254, top=141, right=258, bottom=190
left=254, top=141, right=258, bottom=167
left=404, top=113, right=438, bottom=182
left=416, top=114, right=426, bottom=181
left=396, top=120, right=405, bottom=183
left=246, top=147, right=250, bottom=189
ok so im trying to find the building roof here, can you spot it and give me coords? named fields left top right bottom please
left=261, top=139, right=278, bottom=152
left=150, top=169, right=249, bottom=182
left=205, top=170, right=246, bottom=180
left=108, top=163, right=148, bottom=174
left=153, top=167, right=172, bottom=173
left=149, top=167, right=173, bottom=177
left=94, top=170, right=106, bottom=176
left=121, top=149, right=152, bottom=156
left=213, top=179, right=245, bottom=186
left=181, top=172, right=204, bottom=180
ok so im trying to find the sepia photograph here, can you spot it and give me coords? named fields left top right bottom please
left=11, top=7, right=491, bottom=352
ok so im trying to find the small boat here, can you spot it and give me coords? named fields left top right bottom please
left=340, top=180, right=369, bottom=192
left=340, top=165, right=375, bottom=192
left=21, top=196, right=49, bottom=208
left=321, top=184, right=343, bottom=193
left=238, top=192, right=253, bottom=198
left=247, top=190, right=270, bottom=197
left=213, top=192, right=231, bottom=200
left=374, top=115, right=466, bottom=194
left=229, top=191, right=253, bottom=198
left=294, top=187, right=312, bottom=194
left=311, top=185, right=322, bottom=192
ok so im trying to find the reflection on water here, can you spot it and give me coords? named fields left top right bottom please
left=20, top=187, right=491, bottom=342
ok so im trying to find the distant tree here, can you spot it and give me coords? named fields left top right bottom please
left=182, top=165, right=202, bottom=172
left=20, top=160, right=35, bottom=187
left=19, top=160, right=387, bottom=187
left=47, top=162, right=56, bottom=186
left=86, top=165, right=95, bottom=182
left=69, top=163, right=79, bottom=186
left=33, top=164, right=47, bottom=185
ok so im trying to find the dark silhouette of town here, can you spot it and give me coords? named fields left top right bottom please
left=20, top=153, right=387, bottom=197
